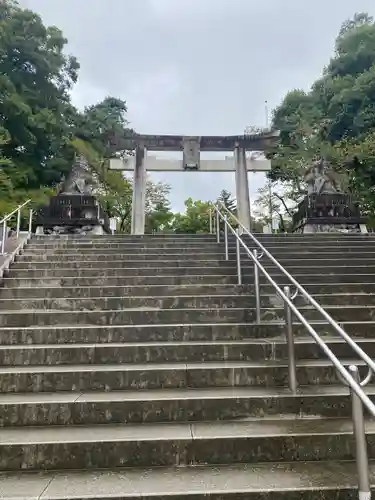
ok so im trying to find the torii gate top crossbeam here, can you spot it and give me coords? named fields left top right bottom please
left=109, top=131, right=279, bottom=152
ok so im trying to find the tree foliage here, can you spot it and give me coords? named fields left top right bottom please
left=0, top=0, right=79, bottom=199
left=269, top=12, right=375, bottom=217
left=171, top=198, right=212, bottom=234
left=217, top=189, right=236, bottom=212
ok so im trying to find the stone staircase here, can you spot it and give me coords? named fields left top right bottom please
left=0, top=232, right=374, bottom=498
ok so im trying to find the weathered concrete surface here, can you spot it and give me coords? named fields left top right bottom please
left=0, top=337, right=374, bottom=366
left=1, top=232, right=375, bottom=497
left=0, top=385, right=373, bottom=427
left=1, top=460, right=375, bottom=499
left=0, top=418, right=374, bottom=471
left=0, top=234, right=28, bottom=269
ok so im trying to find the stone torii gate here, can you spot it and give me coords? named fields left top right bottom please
left=109, top=131, right=279, bottom=235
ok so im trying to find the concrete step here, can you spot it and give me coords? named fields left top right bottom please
left=0, top=385, right=373, bottom=427
left=0, top=275, right=239, bottom=287
left=27, top=241, right=219, bottom=250
left=0, top=284, right=250, bottom=300
left=0, top=460, right=372, bottom=499
left=5, top=265, right=238, bottom=278
left=0, top=304, right=373, bottom=327
left=14, top=256, right=375, bottom=271
left=17, top=251, right=375, bottom=263
left=240, top=243, right=375, bottom=252
left=0, top=294, right=256, bottom=311
left=0, top=321, right=372, bottom=345
left=238, top=237, right=374, bottom=245
left=0, top=293, right=374, bottom=311
left=258, top=304, right=375, bottom=322
left=256, top=273, right=375, bottom=284
left=0, top=418, right=370, bottom=471
left=32, top=234, right=216, bottom=240
left=7, top=264, right=375, bottom=279
left=4, top=272, right=375, bottom=288
left=260, top=251, right=375, bottom=259
left=17, top=252, right=228, bottom=262
left=23, top=242, right=375, bottom=254
left=2, top=281, right=375, bottom=298
left=242, top=233, right=374, bottom=238
left=0, top=337, right=373, bottom=365
left=12, top=259, right=233, bottom=270
left=0, top=359, right=367, bottom=393
left=259, top=264, right=375, bottom=276
left=0, top=307, right=256, bottom=327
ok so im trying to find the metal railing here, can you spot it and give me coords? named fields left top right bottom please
left=0, top=200, right=33, bottom=256
left=213, top=203, right=373, bottom=500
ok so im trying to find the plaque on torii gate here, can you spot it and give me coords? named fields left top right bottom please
left=108, top=131, right=279, bottom=234
left=182, top=136, right=200, bottom=171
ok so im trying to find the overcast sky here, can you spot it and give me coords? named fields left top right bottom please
left=19, top=0, right=375, bottom=212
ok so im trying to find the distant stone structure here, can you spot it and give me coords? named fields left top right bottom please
left=58, top=156, right=95, bottom=196
left=292, top=158, right=367, bottom=233
left=36, top=155, right=109, bottom=235
left=305, top=158, right=342, bottom=196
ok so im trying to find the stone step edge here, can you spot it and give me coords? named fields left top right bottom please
left=0, top=284, right=249, bottom=290
left=16, top=256, right=375, bottom=261
left=12, top=263, right=375, bottom=270
left=0, top=306, right=373, bottom=316
left=0, top=417, right=366, bottom=446
left=0, top=460, right=372, bottom=499
left=0, top=383, right=372, bottom=405
left=0, top=282, right=371, bottom=289
left=0, top=336, right=371, bottom=350
left=3, top=383, right=375, bottom=408
left=0, top=293, right=374, bottom=303
left=0, top=320, right=368, bottom=332
left=0, top=358, right=366, bottom=375
left=0, top=294, right=256, bottom=303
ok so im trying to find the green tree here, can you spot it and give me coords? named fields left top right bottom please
left=75, top=97, right=133, bottom=157
left=145, top=181, right=173, bottom=233
left=217, top=189, right=236, bottom=212
left=171, top=198, right=211, bottom=234
left=269, top=12, right=375, bottom=217
left=0, top=0, right=79, bottom=201
left=253, top=183, right=296, bottom=233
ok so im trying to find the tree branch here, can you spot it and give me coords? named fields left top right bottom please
left=273, top=192, right=293, bottom=217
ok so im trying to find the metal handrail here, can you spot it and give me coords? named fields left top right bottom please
left=0, top=200, right=33, bottom=256
left=0, top=199, right=31, bottom=225
left=213, top=204, right=373, bottom=499
left=218, top=202, right=375, bottom=375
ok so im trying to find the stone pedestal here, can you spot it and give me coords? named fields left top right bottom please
left=36, top=194, right=109, bottom=235
left=292, top=194, right=367, bottom=233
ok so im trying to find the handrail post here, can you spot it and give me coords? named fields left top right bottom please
left=224, top=214, right=229, bottom=260
left=283, top=286, right=298, bottom=394
left=1, top=220, right=6, bottom=256
left=216, top=209, right=220, bottom=243
left=236, top=228, right=242, bottom=285
left=28, top=209, right=33, bottom=237
left=348, top=365, right=370, bottom=500
left=209, top=208, right=213, bottom=234
left=16, top=208, right=21, bottom=239
left=253, top=249, right=261, bottom=324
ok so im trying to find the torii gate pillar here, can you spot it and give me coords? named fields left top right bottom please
left=234, top=146, right=251, bottom=232
left=131, top=146, right=147, bottom=235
